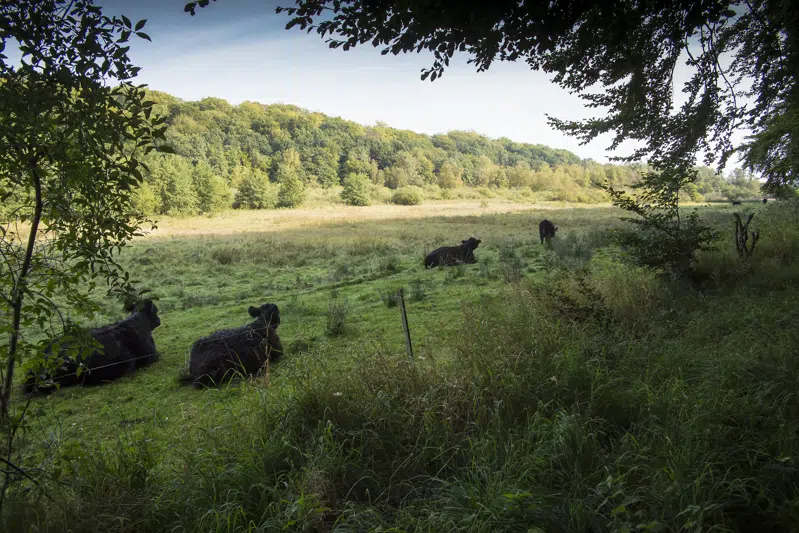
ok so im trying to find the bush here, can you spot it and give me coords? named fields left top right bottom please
left=605, top=167, right=717, bottom=279
left=234, top=169, right=278, bottom=209
left=422, top=183, right=443, bottom=200
left=341, top=173, right=372, bottom=206
left=277, top=164, right=306, bottom=208
left=131, top=182, right=159, bottom=215
left=193, top=162, right=233, bottom=214
left=369, top=184, right=394, bottom=204
left=391, top=187, right=423, bottom=206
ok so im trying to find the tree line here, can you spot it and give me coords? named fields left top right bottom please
left=120, top=91, right=766, bottom=216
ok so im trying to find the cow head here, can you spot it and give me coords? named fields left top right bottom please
left=126, top=299, right=161, bottom=329
left=248, top=303, right=281, bottom=329
left=461, top=237, right=482, bottom=250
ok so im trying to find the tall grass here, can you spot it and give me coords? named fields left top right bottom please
left=5, top=202, right=799, bottom=532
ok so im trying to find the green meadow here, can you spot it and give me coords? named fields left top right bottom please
left=7, top=198, right=799, bottom=532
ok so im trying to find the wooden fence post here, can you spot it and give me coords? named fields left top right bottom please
left=398, top=289, right=414, bottom=360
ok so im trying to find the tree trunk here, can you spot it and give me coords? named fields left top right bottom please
left=0, top=164, right=42, bottom=423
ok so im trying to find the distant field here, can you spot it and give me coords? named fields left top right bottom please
left=145, top=199, right=608, bottom=237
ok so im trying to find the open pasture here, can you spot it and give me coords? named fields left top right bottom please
left=22, top=202, right=624, bottom=438
left=10, top=199, right=799, bottom=533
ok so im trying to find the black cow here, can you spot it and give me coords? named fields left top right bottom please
left=182, top=303, right=283, bottom=388
left=539, top=219, right=558, bottom=245
left=23, top=299, right=161, bottom=394
left=424, top=237, right=481, bottom=268
left=763, top=198, right=768, bottom=204
left=732, top=200, right=742, bottom=206
left=643, top=204, right=651, bottom=209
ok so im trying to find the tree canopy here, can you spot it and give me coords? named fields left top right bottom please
left=186, top=0, right=797, bottom=194
left=104, top=90, right=764, bottom=216
left=0, top=0, right=165, bottom=420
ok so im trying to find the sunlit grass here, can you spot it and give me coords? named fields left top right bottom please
left=5, top=200, right=799, bottom=532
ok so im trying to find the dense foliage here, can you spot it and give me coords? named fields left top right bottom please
left=125, top=92, right=765, bottom=216
left=220, top=0, right=796, bottom=195
left=0, top=0, right=164, bottom=511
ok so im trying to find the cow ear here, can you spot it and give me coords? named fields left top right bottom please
left=476, top=239, right=481, bottom=244
left=461, top=240, right=467, bottom=244
left=248, top=306, right=260, bottom=317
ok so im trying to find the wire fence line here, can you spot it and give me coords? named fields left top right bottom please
left=13, top=323, right=280, bottom=392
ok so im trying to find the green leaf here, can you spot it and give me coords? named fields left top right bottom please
left=134, top=19, right=147, bottom=31
left=136, top=32, right=151, bottom=42
left=121, top=15, right=131, bottom=28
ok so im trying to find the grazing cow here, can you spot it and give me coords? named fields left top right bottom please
left=424, top=237, right=481, bottom=268
left=643, top=204, right=651, bottom=209
left=763, top=198, right=768, bottom=204
left=539, top=219, right=558, bottom=245
left=182, top=303, right=283, bottom=387
left=732, top=200, right=742, bottom=206
left=23, top=300, right=161, bottom=394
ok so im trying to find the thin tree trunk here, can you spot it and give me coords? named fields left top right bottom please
left=0, top=163, right=42, bottom=423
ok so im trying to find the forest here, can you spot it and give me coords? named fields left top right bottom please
left=126, top=91, right=764, bottom=216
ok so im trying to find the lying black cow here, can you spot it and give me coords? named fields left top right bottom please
left=539, top=219, right=558, bottom=245
left=763, top=198, right=768, bottom=204
left=732, top=200, right=742, bottom=206
left=22, top=299, right=161, bottom=394
left=424, top=237, right=481, bottom=268
left=181, top=303, right=283, bottom=387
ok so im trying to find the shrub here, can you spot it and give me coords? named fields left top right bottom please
left=131, top=182, right=159, bottom=215
left=391, top=187, right=423, bottom=206
left=341, top=173, right=372, bottom=206
left=277, top=164, right=306, bottom=208
left=369, top=184, right=394, bottom=204
left=234, top=169, right=278, bottom=209
left=193, top=162, right=233, bottom=214
left=604, top=167, right=717, bottom=279
left=422, top=183, right=443, bottom=200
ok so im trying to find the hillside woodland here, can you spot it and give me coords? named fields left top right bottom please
left=119, top=92, right=764, bottom=216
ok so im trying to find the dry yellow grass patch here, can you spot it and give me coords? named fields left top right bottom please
left=145, top=200, right=611, bottom=238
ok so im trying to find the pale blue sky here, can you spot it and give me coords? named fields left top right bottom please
left=95, top=1, right=743, bottom=167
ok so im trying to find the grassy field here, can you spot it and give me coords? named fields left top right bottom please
left=5, top=198, right=799, bottom=532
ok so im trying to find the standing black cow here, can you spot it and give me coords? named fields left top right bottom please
left=424, top=237, right=481, bottom=268
left=539, top=219, right=558, bottom=245
left=732, top=200, right=743, bottom=206
left=182, top=303, right=283, bottom=387
left=23, top=299, right=162, bottom=393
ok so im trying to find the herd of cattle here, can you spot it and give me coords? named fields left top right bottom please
left=21, top=219, right=560, bottom=394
